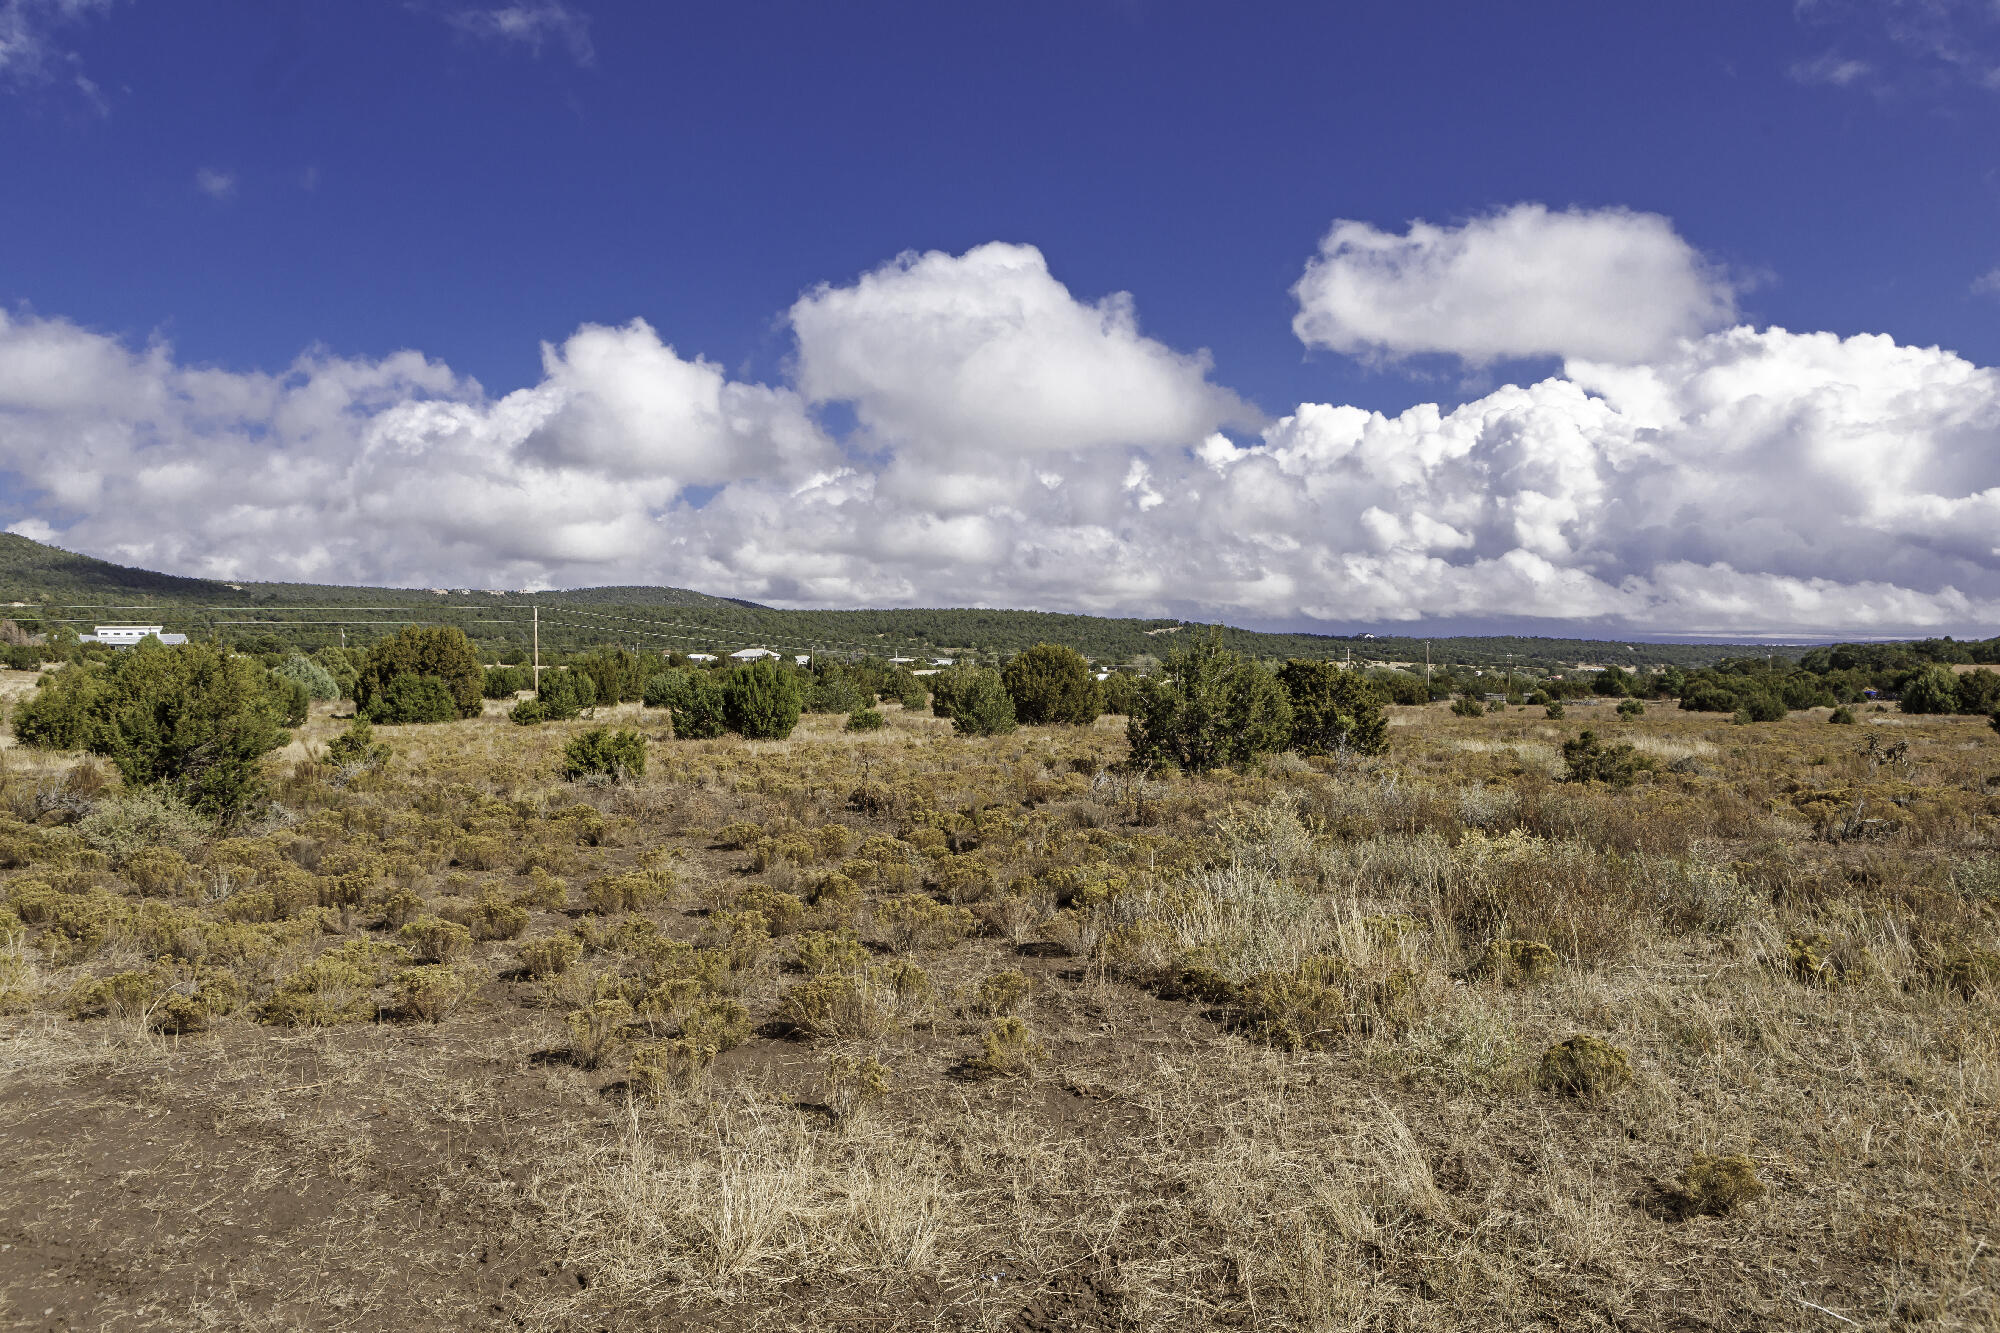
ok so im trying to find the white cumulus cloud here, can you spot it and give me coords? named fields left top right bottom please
left=2, top=235, right=1998, bottom=638
left=1292, top=204, right=1737, bottom=367
left=790, top=242, right=1250, bottom=458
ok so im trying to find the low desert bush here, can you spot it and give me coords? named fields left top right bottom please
left=964, top=1016, right=1046, bottom=1077
left=1674, top=1153, right=1767, bottom=1217
left=824, top=1051, right=893, bottom=1120
left=518, top=933, right=585, bottom=979
left=875, top=894, right=976, bottom=951
left=400, top=915, right=475, bottom=964
left=560, top=728, right=646, bottom=782
left=566, top=997, right=635, bottom=1069
left=791, top=928, right=870, bottom=976
left=1475, top=937, right=1559, bottom=986
left=1535, top=1034, right=1633, bottom=1099
left=78, top=789, right=213, bottom=859
left=392, top=964, right=475, bottom=1023
left=774, top=963, right=929, bottom=1039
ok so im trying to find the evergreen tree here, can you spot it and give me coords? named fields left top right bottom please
left=1899, top=664, right=1961, bottom=715
left=16, top=640, right=290, bottom=818
left=672, top=672, right=728, bottom=739
left=1276, top=659, right=1388, bottom=756
left=724, top=659, right=802, bottom=739
left=1001, top=642, right=1103, bottom=726
left=355, top=626, right=484, bottom=719
left=951, top=668, right=1018, bottom=736
left=1127, top=634, right=1292, bottom=772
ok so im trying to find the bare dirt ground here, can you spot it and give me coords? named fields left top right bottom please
left=3, top=701, right=1999, bottom=1331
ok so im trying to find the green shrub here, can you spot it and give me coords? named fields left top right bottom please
left=535, top=667, right=598, bottom=721
left=1616, top=698, right=1645, bottom=718
left=876, top=894, right=975, bottom=951
left=1100, top=671, right=1142, bottom=717
left=1127, top=634, right=1292, bottom=773
left=483, top=665, right=532, bottom=699
left=642, top=668, right=691, bottom=710
left=723, top=659, right=802, bottom=739
left=276, top=654, right=341, bottom=702
left=972, top=970, right=1034, bottom=1016
left=1899, top=664, right=1962, bottom=716
left=1561, top=730, right=1647, bottom=786
left=927, top=664, right=979, bottom=720
left=560, top=727, right=646, bottom=782
left=846, top=707, right=885, bottom=732
left=363, top=673, right=459, bottom=725
left=508, top=699, right=548, bottom=725
left=15, top=641, right=290, bottom=819
left=879, top=667, right=928, bottom=710
left=313, top=647, right=360, bottom=699
left=950, top=668, right=1017, bottom=737
left=1451, top=696, right=1485, bottom=718
left=1001, top=643, right=1103, bottom=726
left=1535, top=1034, right=1633, bottom=1098
left=1545, top=702, right=1565, bottom=719
left=354, top=626, right=483, bottom=719
left=671, top=672, right=727, bottom=739
left=774, top=965, right=925, bottom=1039
left=1277, top=659, right=1388, bottom=756
left=824, top=1052, right=893, bottom=1120
left=805, top=663, right=868, bottom=715
left=322, top=717, right=391, bottom=770
left=1828, top=706, right=1856, bottom=725
left=583, top=867, right=674, bottom=913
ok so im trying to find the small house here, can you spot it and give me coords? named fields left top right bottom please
left=80, top=625, right=188, bottom=648
left=729, top=647, right=780, bottom=662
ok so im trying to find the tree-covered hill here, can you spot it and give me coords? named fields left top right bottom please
left=0, top=534, right=1845, bottom=669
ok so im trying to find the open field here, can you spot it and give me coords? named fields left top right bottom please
left=3, top=701, right=1999, bottom=1330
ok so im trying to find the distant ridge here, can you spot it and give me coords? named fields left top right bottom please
left=0, top=532, right=242, bottom=603
left=0, top=533, right=1809, bottom=669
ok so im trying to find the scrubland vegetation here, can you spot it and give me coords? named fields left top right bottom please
left=2, top=632, right=2000, bottom=1331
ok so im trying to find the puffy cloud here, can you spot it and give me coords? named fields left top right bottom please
left=789, top=242, right=1251, bottom=458
left=194, top=168, right=236, bottom=201
left=1292, top=204, right=1736, bottom=366
left=3, top=241, right=1999, bottom=638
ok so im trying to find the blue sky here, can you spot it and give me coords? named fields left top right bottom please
left=2, top=1, right=1999, bottom=636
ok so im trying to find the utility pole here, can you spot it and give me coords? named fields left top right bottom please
left=532, top=604, right=540, bottom=691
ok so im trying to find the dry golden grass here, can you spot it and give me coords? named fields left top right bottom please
left=1, top=696, right=1997, bottom=1329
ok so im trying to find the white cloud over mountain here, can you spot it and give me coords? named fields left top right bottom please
left=2, top=225, right=1997, bottom=636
